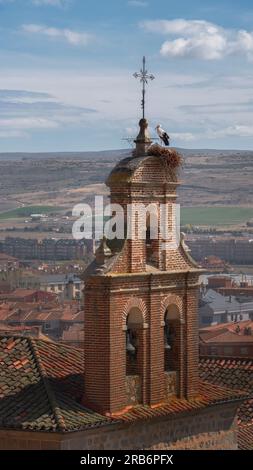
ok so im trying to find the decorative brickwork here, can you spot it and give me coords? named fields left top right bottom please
left=122, top=297, right=148, bottom=327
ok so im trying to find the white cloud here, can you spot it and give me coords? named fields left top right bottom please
left=22, top=24, right=92, bottom=46
left=141, top=18, right=253, bottom=61
left=128, top=1, right=148, bottom=7
left=209, top=125, right=253, bottom=138
left=0, top=88, right=97, bottom=140
left=0, top=117, right=59, bottom=129
left=170, top=132, right=196, bottom=142
left=142, top=19, right=219, bottom=36
left=0, top=130, right=28, bottom=139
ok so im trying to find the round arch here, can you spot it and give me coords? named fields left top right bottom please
left=122, top=297, right=148, bottom=328
left=161, top=294, right=184, bottom=324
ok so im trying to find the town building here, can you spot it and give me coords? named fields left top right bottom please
left=0, top=253, right=19, bottom=270
left=0, top=288, right=57, bottom=303
left=187, top=236, right=253, bottom=265
left=0, top=299, right=83, bottom=341
left=200, top=320, right=253, bottom=357
left=0, top=237, right=87, bottom=261
left=18, top=273, right=83, bottom=300
left=199, top=288, right=253, bottom=326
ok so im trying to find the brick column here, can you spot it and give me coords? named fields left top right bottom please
left=184, top=283, right=199, bottom=399
left=147, top=281, right=164, bottom=405
left=84, top=280, right=127, bottom=414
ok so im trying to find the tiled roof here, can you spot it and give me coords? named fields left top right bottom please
left=0, top=301, right=82, bottom=323
left=117, top=381, right=246, bottom=423
left=202, top=331, right=253, bottom=344
left=238, top=424, right=253, bottom=450
left=0, top=336, right=111, bottom=432
left=199, top=357, right=253, bottom=394
left=200, top=321, right=253, bottom=347
left=0, top=335, right=248, bottom=435
left=199, top=356, right=253, bottom=441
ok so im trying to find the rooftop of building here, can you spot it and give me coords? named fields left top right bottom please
left=0, top=300, right=83, bottom=323
left=0, top=335, right=249, bottom=437
left=200, top=288, right=253, bottom=314
left=0, top=253, right=18, bottom=262
left=0, top=289, right=58, bottom=302
left=200, top=320, right=253, bottom=345
left=39, top=273, right=82, bottom=284
left=199, top=356, right=253, bottom=449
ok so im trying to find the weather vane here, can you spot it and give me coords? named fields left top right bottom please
left=133, top=56, right=155, bottom=120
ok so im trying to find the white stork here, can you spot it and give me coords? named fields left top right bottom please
left=156, top=124, right=170, bottom=146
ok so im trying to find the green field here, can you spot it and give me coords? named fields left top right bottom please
left=181, top=206, right=253, bottom=226
left=0, top=206, right=61, bottom=220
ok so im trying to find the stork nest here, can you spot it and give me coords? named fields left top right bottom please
left=147, top=144, right=183, bottom=172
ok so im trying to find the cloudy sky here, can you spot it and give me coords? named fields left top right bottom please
left=1, top=0, right=253, bottom=151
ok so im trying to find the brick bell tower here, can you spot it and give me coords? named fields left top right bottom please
left=82, top=117, right=203, bottom=416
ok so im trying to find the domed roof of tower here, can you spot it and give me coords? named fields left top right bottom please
left=106, top=119, right=182, bottom=186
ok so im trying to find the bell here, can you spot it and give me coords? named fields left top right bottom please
left=164, top=332, right=171, bottom=350
left=126, top=331, right=136, bottom=354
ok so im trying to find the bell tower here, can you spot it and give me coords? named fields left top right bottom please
left=82, top=117, right=203, bottom=415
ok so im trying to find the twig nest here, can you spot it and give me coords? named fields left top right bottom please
left=147, top=144, right=183, bottom=171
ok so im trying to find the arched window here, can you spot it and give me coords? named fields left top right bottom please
left=145, top=210, right=158, bottom=266
left=126, top=308, right=143, bottom=376
left=164, top=305, right=180, bottom=372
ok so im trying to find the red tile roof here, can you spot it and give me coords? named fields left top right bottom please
left=0, top=335, right=110, bottom=432
left=238, top=424, right=253, bottom=450
left=199, top=355, right=253, bottom=449
left=200, top=321, right=253, bottom=344
left=0, top=336, right=248, bottom=435
left=0, top=300, right=82, bottom=323
left=117, top=381, right=246, bottom=423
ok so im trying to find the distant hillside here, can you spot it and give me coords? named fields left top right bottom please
left=0, top=148, right=252, bottom=208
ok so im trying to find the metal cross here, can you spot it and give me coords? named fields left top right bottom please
left=133, top=56, right=155, bottom=120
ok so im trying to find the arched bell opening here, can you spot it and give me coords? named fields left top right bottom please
left=145, top=210, right=159, bottom=267
left=164, top=304, right=181, bottom=373
left=126, top=307, right=144, bottom=377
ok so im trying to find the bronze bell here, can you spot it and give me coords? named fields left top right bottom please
left=164, top=330, right=171, bottom=350
left=126, top=330, right=136, bottom=354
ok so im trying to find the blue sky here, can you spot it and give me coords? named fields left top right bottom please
left=1, top=0, right=253, bottom=151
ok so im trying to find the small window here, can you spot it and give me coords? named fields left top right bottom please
left=240, top=347, right=248, bottom=355
left=210, top=347, right=218, bottom=355
left=224, top=346, right=233, bottom=355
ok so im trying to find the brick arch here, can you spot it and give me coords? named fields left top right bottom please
left=161, top=294, right=183, bottom=323
left=122, top=297, right=148, bottom=327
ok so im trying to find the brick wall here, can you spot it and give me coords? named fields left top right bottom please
left=61, top=403, right=239, bottom=450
